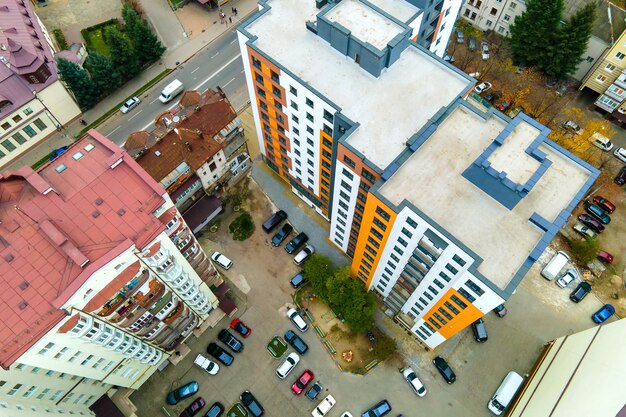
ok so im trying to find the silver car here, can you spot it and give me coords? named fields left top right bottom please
left=572, top=222, right=596, bottom=239
left=120, top=96, right=141, bottom=114
left=556, top=268, right=578, bottom=288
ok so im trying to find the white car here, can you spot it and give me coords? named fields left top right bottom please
left=340, top=413, right=354, bottom=417
left=287, top=307, right=308, bottom=332
left=276, top=352, right=300, bottom=379
left=312, top=395, right=336, bottom=417
left=474, top=82, right=492, bottom=94
left=120, top=96, right=141, bottom=114
left=193, top=354, right=219, bottom=375
left=556, top=268, right=578, bottom=289
left=294, top=245, right=314, bottom=265
left=402, top=367, right=427, bottom=397
left=614, top=147, right=626, bottom=163
left=211, top=251, right=233, bottom=269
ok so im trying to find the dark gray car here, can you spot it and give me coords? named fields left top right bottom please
left=285, top=232, right=308, bottom=254
left=218, top=329, right=243, bottom=353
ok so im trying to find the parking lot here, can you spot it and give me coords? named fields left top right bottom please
left=130, top=178, right=610, bottom=417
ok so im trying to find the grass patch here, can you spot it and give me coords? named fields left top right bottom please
left=31, top=152, right=55, bottom=170
left=81, top=19, right=119, bottom=57
left=77, top=68, right=172, bottom=137
left=52, top=29, right=68, bottom=50
left=266, top=336, right=287, bottom=359
left=226, top=403, right=249, bottom=417
left=229, top=211, right=255, bottom=241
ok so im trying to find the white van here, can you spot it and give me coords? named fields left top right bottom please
left=488, top=371, right=524, bottom=415
left=312, top=395, right=336, bottom=417
left=159, top=79, right=184, bottom=103
left=590, top=132, right=614, bottom=151
left=211, top=252, right=233, bottom=270
left=275, top=352, right=299, bottom=379
left=541, top=251, right=569, bottom=281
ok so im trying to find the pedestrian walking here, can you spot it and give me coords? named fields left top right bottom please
left=233, top=7, right=238, bottom=16
left=229, top=16, right=232, bottom=24
left=231, top=6, right=235, bottom=14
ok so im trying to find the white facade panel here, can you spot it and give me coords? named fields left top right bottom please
left=329, top=161, right=360, bottom=251
left=238, top=32, right=265, bottom=156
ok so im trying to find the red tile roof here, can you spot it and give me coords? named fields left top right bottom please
left=0, top=130, right=167, bottom=369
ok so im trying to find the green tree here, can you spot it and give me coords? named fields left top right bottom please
left=122, top=3, right=165, bottom=64
left=547, top=3, right=596, bottom=78
left=84, top=52, right=121, bottom=96
left=509, top=0, right=564, bottom=65
left=570, top=237, right=599, bottom=265
left=56, top=58, right=100, bottom=110
left=302, top=254, right=332, bottom=300
left=326, top=267, right=375, bottom=333
left=104, top=27, right=140, bottom=80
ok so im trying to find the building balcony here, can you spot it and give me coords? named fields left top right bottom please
left=146, top=322, right=166, bottom=341
left=155, top=297, right=177, bottom=320
left=165, top=215, right=182, bottom=237
left=163, top=334, right=184, bottom=352
left=133, top=315, right=159, bottom=335
left=161, top=263, right=184, bottom=282
left=396, top=312, right=416, bottom=330
left=154, top=327, right=175, bottom=346
left=117, top=306, right=149, bottom=329
left=138, top=281, right=166, bottom=310
left=97, top=270, right=150, bottom=318
left=149, top=291, right=173, bottom=315
left=164, top=301, right=184, bottom=325
left=181, top=315, right=199, bottom=337
left=170, top=306, right=190, bottom=329
left=147, top=350, right=163, bottom=365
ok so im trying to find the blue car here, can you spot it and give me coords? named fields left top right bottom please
left=362, top=399, right=392, bottom=417
left=166, top=381, right=199, bottom=405
left=584, top=201, right=611, bottom=224
left=592, top=304, right=615, bottom=323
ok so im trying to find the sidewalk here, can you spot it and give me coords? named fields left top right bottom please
left=2, top=0, right=259, bottom=171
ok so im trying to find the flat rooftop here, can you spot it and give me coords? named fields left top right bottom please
left=245, top=0, right=471, bottom=169
left=379, top=106, right=592, bottom=289
left=367, top=0, right=420, bottom=23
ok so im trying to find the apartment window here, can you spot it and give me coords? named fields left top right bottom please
left=375, top=207, right=390, bottom=221
left=305, top=98, right=314, bottom=108
left=503, top=14, right=510, bottom=21
left=54, top=347, right=70, bottom=359
left=387, top=261, right=396, bottom=270
left=486, top=19, right=493, bottom=26
left=489, top=7, right=497, bottom=15
left=323, top=137, right=332, bottom=148
left=252, top=56, right=262, bottom=69
left=606, top=63, right=616, bottom=71
left=401, top=228, right=413, bottom=239
left=270, top=70, right=279, bottom=82
left=372, top=218, right=386, bottom=231
left=390, top=254, right=400, bottom=263
left=393, top=246, right=404, bottom=256
left=444, top=301, right=460, bottom=315
left=452, top=255, right=466, bottom=266
left=92, top=358, right=106, bottom=369
left=406, top=217, right=417, bottom=228
left=445, top=263, right=458, bottom=274
left=498, top=26, right=505, bottom=34
left=7, top=384, right=23, bottom=396
left=397, top=237, right=408, bottom=248
left=458, top=288, right=476, bottom=303
left=272, top=86, right=281, bottom=98
left=342, top=168, right=354, bottom=181
left=261, top=112, right=269, bottom=121
left=586, top=56, right=594, bottom=63
left=306, top=112, right=314, bottom=122
left=275, top=101, right=282, bottom=111
left=259, top=100, right=267, bottom=110
left=254, top=72, right=264, bottom=83
left=428, top=285, right=438, bottom=295
left=341, top=180, right=352, bottom=191
left=428, top=318, right=441, bottom=329
left=12, top=133, right=27, bottom=145
left=80, top=355, right=94, bottom=366
left=1, top=140, right=16, bottom=152
left=433, top=313, right=446, bottom=325
left=368, top=236, right=380, bottom=249
left=465, top=280, right=485, bottom=296
left=343, top=155, right=356, bottom=168
left=256, top=87, right=265, bottom=98
left=339, top=190, right=350, bottom=201
left=439, top=271, right=451, bottom=282
left=38, top=342, right=55, bottom=355
left=355, top=203, right=364, bottom=212
left=323, top=124, right=332, bottom=135
left=616, top=52, right=625, bottom=60
left=23, top=386, right=38, bottom=398
left=293, top=127, right=299, bottom=135
left=36, top=389, right=51, bottom=400
left=361, top=168, right=376, bottom=182
left=510, top=2, right=517, bottom=8
left=434, top=279, right=445, bottom=289
left=323, top=109, right=333, bottom=123
left=290, top=86, right=297, bottom=95
left=31, top=367, right=41, bottom=374
left=306, top=126, right=313, bottom=134
left=596, top=74, right=607, bottom=82
left=370, top=227, right=383, bottom=240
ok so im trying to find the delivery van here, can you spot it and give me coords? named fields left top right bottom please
left=541, top=251, right=569, bottom=281
left=488, top=371, right=524, bottom=415
left=590, top=132, right=614, bottom=151
left=159, top=79, right=184, bottom=103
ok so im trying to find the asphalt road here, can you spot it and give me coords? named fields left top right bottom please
left=98, top=29, right=248, bottom=146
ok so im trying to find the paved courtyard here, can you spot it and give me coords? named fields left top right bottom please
left=130, top=172, right=609, bottom=417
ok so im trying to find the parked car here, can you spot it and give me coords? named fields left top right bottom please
left=230, top=318, right=252, bottom=338
left=471, top=318, right=488, bottom=342
left=456, top=29, right=464, bottom=43
left=262, top=210, right=287, bottom=233
left=561, top=120, right=581, bottom=134
left=312, top=395, right=336, bottom=417
left=284, top=330, right=309, bottom=354
left=180, top=397, right=205, bottom=417
left=120, top=96, right=141, bottom=114
left=592, top=196, right=616, bottom=213
left=597, top=250, right=614, bottom=264
left=401, top=367, right=426, bottom=397
left=468, top=36, right=477, bottom=51
left=285, top=232, right=309, bottom=254
left=556, top=268, right=578, bottom=288
left=516, top=61, right=527, bottom=73
left=361, top=399, right=392, bottom=417
left=615, top=166, right=626, bottom=185
left=294, top=245, right=315, bottom=265
left=614, top=147, right=626, bottom=163
left=276, top=352, right=300, bottom=379
left=443, top=54, right=455, bottom=63
left=193, top=354, right=219, bottom=375
left=545, top=76, right=558, bottom=88
left=433, top=357, right=456, bottom=384
left=474, top=82, right=492, bottom=94
left=218, top=329, right=243, bottom=353
left=287, top=307, right=309, bottom=332
left=577, top=214, right=604, bottom=233
left=495, top=100, right=511, bottom=111
left=271, top=223, right=293, bottom=246
left=572, top=222, right=597, bottom=239
left=204, top=402, right=225, bottom=417
left=306, top=382, right=323, bottom=401
left=289, top=272, right=306, bottom=289
left=206, top=343, right=234, bottom=366
left=556, top=82, right=568, bottom=96
left=211, top=252, right=233, bottom=269
left=292, top=369, right=314, bottom=395
left=240, top=391, right=264, bottom=417
left=493, top=304, right=507, bottom=317
left=583, top=201, right=611, bottom=224
left=49, top=146, right=69, bottom=161
left=484, top=91, right=501, bottom=103
left=166, top=381, right=199, bottom=405
left=481, top=41, right=490, bottom=59
left=592, top=304, right=615, bottom=324
left=570, top=282, right=592, bottom=303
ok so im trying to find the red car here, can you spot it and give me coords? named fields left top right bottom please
left=291, top=369, right=314, bottom=395
left=496, top=100, right=511, bottom=111
left=592, top=196, right=615, bottom=213
left=230, top=318, right=252, bottom=338
left=180, top=397, right=205, bottom=417
left=577, top=214, right=605, bottom=233
left=597, top=250, right=614, bottom=264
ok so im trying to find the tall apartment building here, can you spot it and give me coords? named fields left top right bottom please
left=0, top=130, right=220, bottom=416
left=0, top=0, right=81, bottom=169
left=238, top=0, right=598, bottom=349
left=125, top=88, right=250, bottom=233
left=461, top=0, right=524, bottom=36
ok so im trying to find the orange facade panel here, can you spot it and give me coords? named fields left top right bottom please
left=422, top=289, right=483, bottom=339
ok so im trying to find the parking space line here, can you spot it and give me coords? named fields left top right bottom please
left=128, top=109, right=143, bottom=121
left=149, top=98, right=160, bottom=104
left=194, top=54, right=241, bottom=91
left=211, top=52, right=220, bottom=59
left=224, top=78, right=236, bottom=88
left=191, top=67, right=200, bottom=74
left=109, top=126, right=121, bottom=135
